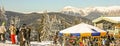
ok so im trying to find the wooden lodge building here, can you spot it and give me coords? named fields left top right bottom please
left=92, top=16, right=120, bottom=35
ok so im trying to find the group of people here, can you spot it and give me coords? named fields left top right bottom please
left=58, top=35, right=120, bottom=46
left=0, top=23, right=31, bottom=46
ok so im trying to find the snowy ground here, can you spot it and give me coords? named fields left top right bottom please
left=0, top=43, right=19, bottom=46
left=0, top=40, right=19, bottom=46
left=0, top=41, right=56, bottom=46
left=30, top=41, right=54, bottom=46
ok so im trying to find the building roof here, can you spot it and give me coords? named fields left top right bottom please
left=59, top=23, right=106, bottom=36
left=92, top=16, right=120, bottom=23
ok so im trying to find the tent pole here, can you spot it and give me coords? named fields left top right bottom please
left=62, top=36, right=66, bottom=46
left=79, top=36, right=82, bottom=43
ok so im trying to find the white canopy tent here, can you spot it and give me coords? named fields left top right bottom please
left=59, top=23, right=106, bottom=37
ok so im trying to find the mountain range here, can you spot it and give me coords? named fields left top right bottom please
left=61, top=6, right=120, bottom=19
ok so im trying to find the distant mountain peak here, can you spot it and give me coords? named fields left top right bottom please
left=63, top=6, right=77, bottom=9
left=61, top=6, right=120, bottom=16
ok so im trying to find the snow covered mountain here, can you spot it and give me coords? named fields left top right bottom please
left=61, top=6, right=120, bottom=16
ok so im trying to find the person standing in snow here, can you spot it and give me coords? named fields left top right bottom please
left=0, top=22, right=6, bottom=43
left=9, top=24, right=16, bottom=44
left=25, top=25, right=31, bottom=46
left=20, top=24, right=31, bottom=46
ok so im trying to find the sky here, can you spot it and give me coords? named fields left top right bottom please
left=1, top=0, right=120, bottom=13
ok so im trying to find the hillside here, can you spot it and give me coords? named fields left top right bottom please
left=4, top=11, right=91, bottom=29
